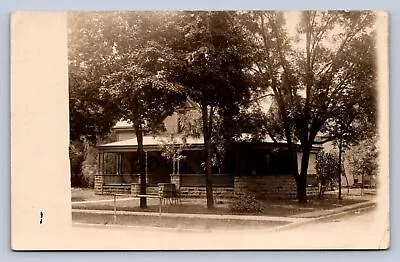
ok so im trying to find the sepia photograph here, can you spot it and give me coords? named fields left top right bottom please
left=11, top=10, right=389, bottom=250
left=67, top=10, right=389, bottom=245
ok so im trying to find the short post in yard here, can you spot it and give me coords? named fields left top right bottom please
left=113, top=194, right=117, bottom=224
left=158, top=196, right=162, bottom=226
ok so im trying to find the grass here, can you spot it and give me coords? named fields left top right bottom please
left=71, top=188, right=116, bottom=202
left=71, top=188, right=372, bottom=229
left=72, top=188, right=369, bottom=218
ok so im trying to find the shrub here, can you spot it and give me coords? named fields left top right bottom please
left=70, top=140, right=97, bottom=188
left=316, top=151, right=339, bottom=198
left=230, top=193, right=264, bottom=213
left=70, top=141, right=86, bottom=187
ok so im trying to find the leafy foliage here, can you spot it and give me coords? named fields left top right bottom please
left=69, top=140, right=97, bottom=188
left=162, top=12, right=257, bottom=208
left=242, top=11, right=376, bottom=202
left=230, top=193, right=264, bottom=213
left=68, top=12, right=187, bottom=207
left=68, top=11, right=378, bottom=206
left=346, top=136, right=378, bottom=186
left=316, top=151, right=339, bottom=198
left=158, top=134, right=189, bottom=175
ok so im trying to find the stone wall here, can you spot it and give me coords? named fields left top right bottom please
left=147, top=186, right=159, bottom=195
left=130, top=183, right=140, bottom=195
left=94, top=175, right=104, bottom=195
left=179, top=186, right=234, bottom=199
left=95, top=174, right=318, bottom=199
left=306, top=186, right=319, bottom=198
left=101, top=184, right=131, bottom=195
left=234, top=175, right=318, bottom=199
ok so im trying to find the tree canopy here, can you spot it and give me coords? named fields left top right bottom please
left=243, top=11, right=376, bottom=202
left=68, top=12, right=187, bottom=208
left=163, top=12, right=257, bottom=207
left=68, top=11, right=378, bottom=205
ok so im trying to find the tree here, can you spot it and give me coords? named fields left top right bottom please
left=166, top=12, right=256, bottom=208
left=159, top=134, right=189, bottom=175
left=245, top=11, right=376, bottom=203
left=69, top=12, right=186, bottom=208
left=347, top=135, right=379, bottom=192
left=321, top=53, right=377, bottom=199
left=68, top=13, right=124, bottom=187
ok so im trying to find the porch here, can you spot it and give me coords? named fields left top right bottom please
left=95, top=136, right=321, bottom=200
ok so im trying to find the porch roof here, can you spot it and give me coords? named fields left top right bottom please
left=97, top=136, right=205, bottom=152
left=97, top=134, right=322, bottom=153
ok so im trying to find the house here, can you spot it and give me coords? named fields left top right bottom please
left=95, top=106, right=322, bottom=199
left=323, top=143, right=377, bottom=188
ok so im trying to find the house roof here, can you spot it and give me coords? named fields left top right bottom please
left=112, top=120, right=134, bottom=130
left=97, top=133, right=322, bottom=153
left=97, top=135, right=205, bottom=152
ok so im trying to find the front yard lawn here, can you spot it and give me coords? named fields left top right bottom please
left=72, top=188, right=368, bottom=218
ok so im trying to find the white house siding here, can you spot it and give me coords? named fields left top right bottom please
left=297, top=152, right=317, bottom=175
left=116, top=129, right=135, bottom=141
left=163, top=112, right=179, bottom=134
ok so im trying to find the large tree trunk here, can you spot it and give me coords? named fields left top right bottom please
left=281, top=122, right=306, bottom=203
left=297, top=148, right=311, bottom=204
left=134, top=120, right=147, bottom=209
left=202, top=104, right=214, bottom=209
left=296, top=174, right=308, bottom=204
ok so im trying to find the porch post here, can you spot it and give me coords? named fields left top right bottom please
left=119, top=153, right=122, bottom=175
left=170, top=173, right=181, bottom=190
left=97, top=152, right=100, bottom=175
left=171, top=157, right=181, bottom=190
left=102, top=152, right=105, bottom=175
left=116, top=153, right=119, bottom=175
left=177, top=158, right=180, bottom=176
left=145, top=151, right=148, bottom=184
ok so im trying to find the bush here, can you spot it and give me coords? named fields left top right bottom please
left=70, top=141, right=86, bottom=187
left=70, top=140, right=97, bottom=188
left=316, top=151, right=339, bottom=198
left=230, top=193, right=264, bottom=213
